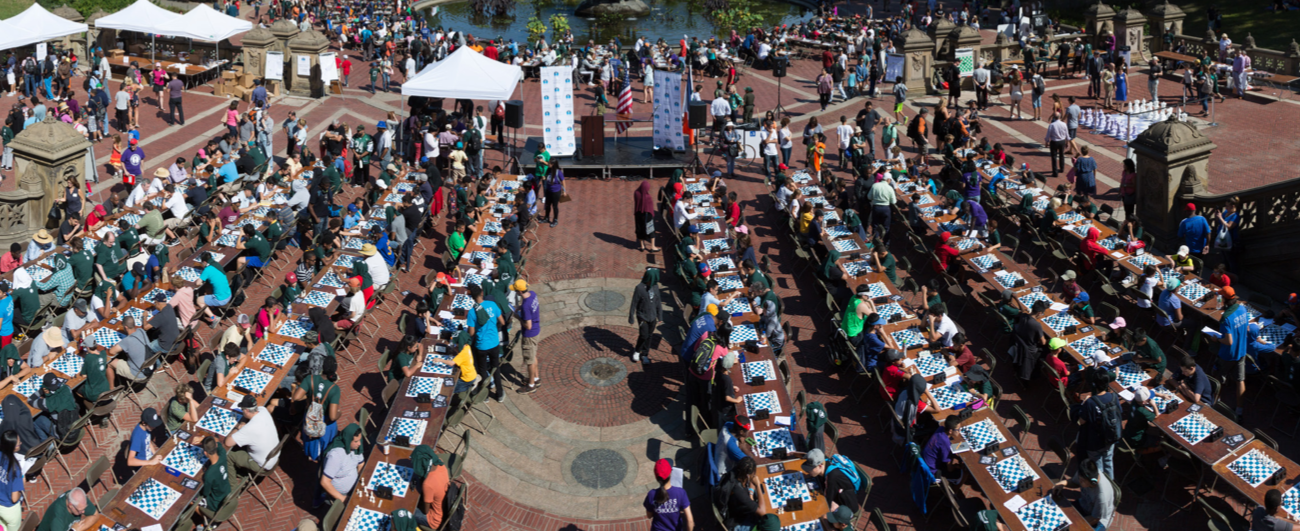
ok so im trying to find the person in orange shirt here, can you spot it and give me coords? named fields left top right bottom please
left=810, top=133, right=826, bottom=176
left=417, top=449, right=450, bottom=529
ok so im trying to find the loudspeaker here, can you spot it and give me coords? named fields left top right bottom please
left=772, top=60, right=787, bottom=78
left=688, top=102, right=708, bottom=129
left=505, top=100, right=524, bottom=129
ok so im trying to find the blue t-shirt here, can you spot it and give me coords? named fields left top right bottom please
left=0, top=297, right=12, bottom=336
left=921, top=429, right=952, bottom=472
left=465, top=300, right=502, bottom=350
left=218, top=161, right=240, bottom=183
left=517, top=292, right=541, bottom=338
left=1174, top=365, right=1213, bottom=405
left=0, top=455, right=24, bottom=508
left=862, top=333, right=887, bottom=370
left=681, top=313, right=716, bottom=358
left=129, top=425, right=153, bottom=465
left=1156, top=290, right=1182, bottom=327
left=201, top=265, right=231, bottom=301
left=1218, top=303, right=1250, bottom=362
left=1178, top=215, right=1211, bottom=252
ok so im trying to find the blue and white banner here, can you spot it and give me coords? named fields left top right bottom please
left=652, top=70, right=685, bottom=151
left=540, top=66, right=576, bottom=157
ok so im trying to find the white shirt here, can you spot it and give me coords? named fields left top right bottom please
left=763, top=129, right=780, bottom=156
left=423, top=132, right=439, bottom=158
left=673, top=200, right=697, bottom=228
left=125, top=183, right=148, bottom=208
left=710, top=97, right=731, bottom=117
left=757, top=42, right=771, bottom=60
left=935, top=314, right=959, bottom=347
left=231, top=408, right=280, bottom=469
left=346, top=290, right=366, bottom=321
left=779, top=127, right=793, bottom=149
left=147, top=177, right=166, bottom=195
left=165, top=192, right=189, bottom=219
left=836, top=124, right=854, bottom=149
left=364, top=252, right=391, bottom=288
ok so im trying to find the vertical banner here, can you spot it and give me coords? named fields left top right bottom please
left=653, top=70, right=685, bottom=151
left=265, top=51, right=284, bottom=80
left=885, top=53, right=905, bottom=84
left=540, top=66, right=576, bottom=157
left=956, top=48, right=975, bottom=78
left=320, top=52, right=338, bottom=81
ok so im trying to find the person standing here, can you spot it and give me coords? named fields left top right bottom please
left=1148, top=58, right=1162, bottom=102
left=1065, top=96, right=1081, bottom=141
left=166, top=74, right=184, bottom=126
left=643, top=459, right=693, bottom=531
left=632, top=181, right=658, bottom=253
left=1211, top=286, right=1250, bottom=417
left=466, top=284, right=506, bottom=402
left=1073, top=146, right=1097, bottom=198
left=1076, top=372, right=1122, bottom=480
left=512, top=280, right=541, bottom=393
left=1177, top=203, right=1212, bottom=257
left=1045, top=113, right=1069, bottom=177
left=629, top=268, right=663, bottom=363
left=541, top=161, right=565, bottom=228
left=856, top=101, right=882, bottom=160
left=816, top=69, right=834, bottom=111
left=972, top=60, right=991, bottom=110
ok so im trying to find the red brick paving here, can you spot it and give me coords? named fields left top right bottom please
left=529, top=327, right=682, bottom=428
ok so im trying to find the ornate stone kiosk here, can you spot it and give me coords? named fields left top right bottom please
left=1129, top=117, right=1217, bottom=240
left=1, top=115, right=90, bottom=247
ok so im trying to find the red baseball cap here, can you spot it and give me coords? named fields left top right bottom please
left=940, top=231, right=952, bottom=243
left=654, top=459, right=672, bottom=481
left=1289, top=293, right=1298, bottom=304
left=1185, top=202, right=1196, bottom=211
left=129, top=138, right=138, bottom=145
left=778, top=163, right=788, bottom=170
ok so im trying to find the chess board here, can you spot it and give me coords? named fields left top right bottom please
left=118, top=307, right=151, bottom=327
left=752, top=428, right=797, bottom=458
left=1070, top=224, right=1093, bottom=239
left=691, top=195, right=711, bottom=205
left=862, top=282, right=890, bottom=298
left=343, top=238, right=370, bottom=250
left=1068, top=336, right=1104, bottom=357
left=703, top=238, right=730, bottom=252
left=443, top=319, right=468, bottom=332
left=743, top=390, right=782, bottom=416
left=825, top=225, right=853, bottom=239
left=91, top=328, right=126, bottom=348
left=717, top=275, right=744, bottom=292
left=843, top=260, right=872, bottom=276
left=697, top=222, right=721, bottom=233
left=296, top=290, right=336, bottom=307
left=357, top=219, right=388, bottom=232
left=231, top=368, right=273, bottom=394
left=891, top=327, right=927, bottom=349
left=930, top=385, right=974, bottom=410
left=120, top=213, right=142, bottom=226
left=476, top=234, right=500, bottom=248
left=334, top=255, right=361, bottom=268
left=1032, top=198, right=1052, bottom=212
left=1128, top=254, right=1162, bottom=269
left=832, top=239, right=861, bottom=252
left=971, top=254, right=998, bottom=270
left=1115, top=362, right=1151, bottom=388
left=126, top=478, right=183, bottom=520
left=464, top=274, right=487, bottom=287
left=1042, top=313, right=1081, bottom=333
left=1281, top=485, right=1300, bottom=520
left=50, top=353, right=84, bottom=377
left=1178, top=282, right=1211, bottom=301
left=405, top=376, right=444, bottom=397
left=913, top=354, right=949, bottom=378
left=144, top=288, right=173, bottom=302
left=707, top=257, right=735, bottom=271
left=875, top=303, right=909, bottom=323
left=1227, top=449, right=1282, bottom=488
left=419, top=355, right=454, bottom=375
left=1259, top=324, right=1295, bottom=345
left=231, top=218, right=261, bottom=230
left=764, top=472, right=812, bottom=509
left=450, top=294, right=474, bottom=310
left=960, top=419, right=1007, bottom=449
left=162, top=441, right=207, bottom=477
left=215, top=233, right=239, bottom=247
left=393, top=182, right=415, bottom=193
left=1017, top=292, right=1052, bottom=311
left=724, top=297, right=753, bottom=315
left=366, top=461, right=415, bottom=498
left=799, top=186, right=822, bottom=196
left=494, top=192, right=516, bottom=203
left=23, top=266, right=50, bottom=283
left=343, top=506, right=392, bottom=531
left=919, top=206, right=943, bottom=218
left=250, top=206, right=272, bottom=218
left=1014, top=496, right=1072, bottom=531
left=483, top=222, right=503, bottom=233
left=988, top=454, right=1040, bottom=493
left=317, top=272, right=348, bottom=289
left=741, top=360, right=777, bottom=382
left=1157, top=268, right=1182, bottom=287
left=953, top=238, right=983, bottom=251
left=697, top=207, right=719, bottom=217
left=1170, top=412, right=1216, bottom=445
left=196, top=407, right=241, bottom=436
left=13, top=376, right=41, bottom=397
left=1098, top=236, right=1124, bottom=250
left=791, top=171, right=813, bottom=183
left=1057, top=211, right=1084, bottom=224
left=466, top=251, right=493, bottom=264
left=256, top=343, right=295, bottom=366
left=275, top=319, right=314, bottom=339
left=780, top=519, right=824, bottom=531
left=993, top=271, right=1025, bottom=290
left=936, top=222, right=965, bottom=234
left=1149, top=386, right=1182, bottom=413
left=174, top=267, right=202, bottom=283
left=731, top=323, right=759, bottom=344
left=821, top=211, right=840, bottom=222
left=684, top=182, right=706, bottom=193
left=383, top=193, right=403, bottom=203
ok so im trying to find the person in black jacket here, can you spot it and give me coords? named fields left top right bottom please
left=628, top=268, right=663, bottom=363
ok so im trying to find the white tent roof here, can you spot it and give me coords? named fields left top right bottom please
left=94, top=0, right=181, bottom=34
left=5, top=4, right=88, bottom=45
left=401, top=46, right=522, bottom=100
left=155, top=4, right=251, bottom=42
left=0, top=19, right=40, bottom=52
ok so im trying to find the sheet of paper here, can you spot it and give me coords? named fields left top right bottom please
left=1118, top=389, right=1135, bottom=401
left=464, top=268, right=478, bottom=276
left=438, top=311, right=455, bottom=320
left=143, top=524, right=163, bottom=531
left=334, top=289, right=346, bottom=296
left=1049, top=302, right=1070, bottom=312
left=1201, top=326, right=1223, bottom=338
left=774, top=415, right=793, bottom=427
left=430, top=327, right=442, bottom=337
left=1003, top=494, right=1028, bottom=512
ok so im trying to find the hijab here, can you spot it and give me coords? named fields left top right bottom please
left=11, top=268, right=31, bottom=290
left=0, top=395, right=42, bottom=450
left=323, top=423, right=365, bottom=457
left=1017, top=192, right=1034, bottom=215
left=821, top=249, right=841, bottom=280
left=633, top=181, right=655, bottom=214
left=308, top=307, right=338, bottom=344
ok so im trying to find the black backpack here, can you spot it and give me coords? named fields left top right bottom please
left=689, top=333, right=721, bottom=375
left=1095, top=395, right=1122, bottom=446
left=712, top=472, right=741, bottom=529
left=441, top=481, right=465, bottom=531
left=23, top=59, right=35, bottom=75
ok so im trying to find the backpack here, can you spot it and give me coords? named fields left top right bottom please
left=711, top=472, right=741, bottom=528
left=23, top=59, right=35, bottom=75
left=1095, top=394, right=1122, bottom=446
left=302, top=380, right=335, bottom=439
left=907, top=115, right=921, bottom=138
left=441, top=481, right=466, bottom=531
left=465, top=129, right=481, bottom=151
left=689, top=333, right=720, bottom=375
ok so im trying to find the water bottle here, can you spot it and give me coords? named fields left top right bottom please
left=1216, top=294, right=1223, bottom=311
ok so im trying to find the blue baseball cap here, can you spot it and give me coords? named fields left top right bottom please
left=1074, top=291, right=1090, bottom=303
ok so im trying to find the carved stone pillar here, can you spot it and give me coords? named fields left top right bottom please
left=2, top=115, right=90, bottom=248
left=928, top=18, right=956, bottom=58
left=242, top=27, right=276, bottom=82
left=287, top=30, right=329, bottom=97
left=1114, top=8, right=1147, bottom=63
left=1084, top=2, right=1117, bottom=49
left=895, top=28, right=936, bottom=94
left=1129, top=117, right=1217, bottom=240
left=1146, top=1, right=1185, bottom=53
left=270, top=19, right=300, bottom=57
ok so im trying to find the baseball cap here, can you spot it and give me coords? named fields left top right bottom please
left=1222, top=286, right=1237, bottom=300
left=1048, top=337, right=1067, bottom=350
left=129, top=138, right=138, bottom=145
left=697, top=262, right=712, bottom=277
left=778, top=163, right=788, bottom=170
left=1074, top=291, right=1090, bottom=303
left=1134, top=387, right=1151, bottom=403
left=513, top=280, right=528, bottom=292
left=1185, top=202, right=1196, bottom=211
left=825, top=506, right=854, bottom=525
left=939, top=231, right=952, bottom=242
left=802, top=448, right=826, bottom=473
left=286, top=272, right=298, bottom=283
left=237, top=314, right=251, bottom=327
left=1177, top=245, right=1190, bottom=257
left=1061, top=270, right=1077, bottom=281
left=1289, top=293, right=1298, bottom=305
left=1108, top=317, right=1127, bottom=329
left=654, top=459, right=673, bottom=481
left=42, top=372, right=62, bottom=391
left=706, top=304, right=719, bottom=316
left=347, top=204, right=358, bottom=213
left=1166, top=277, right=1182, bottom=290
left=141, top=408, right=164, bottom=428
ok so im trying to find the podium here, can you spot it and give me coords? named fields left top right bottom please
left=581, top=115, right=605, bottom=157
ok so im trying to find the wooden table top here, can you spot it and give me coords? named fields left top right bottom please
left=1210, top=439, right=1300, bottom=508
left=755, top=457, right=831, bottom=527
left=1153, top=400, right=1253, bottom=465
left=1155, top=51, right=1200, bottom=64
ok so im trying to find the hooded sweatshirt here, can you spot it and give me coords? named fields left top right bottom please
left=628, top=268, right=663, bottom=324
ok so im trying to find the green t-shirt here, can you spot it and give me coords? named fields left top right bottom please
left=37, top=491, right=97, bottom=531
left=198, top=223, right=213, bottom=246
left=1135, top=340, right=1166, bottom=374
left=244, top=233, right=271, bottom=261
left=165, top=397, right=189, bottom=432
left=447, top=232, right=466, bottom=260
left=95, top=242, right=127, bottom=280
left=353, top=134, right=373, bottom=163
left=70, top=249, right=95, bottom=289
left=1122, top=404, right=1156, bottom=447
left=281, top=284, right=302, bottom=307
left=748, top=271, right=771, bottom=290
left=118, top=228, right=140, bottom=253
left=12, top=286, right=39, bottom=324
left=301, top=374, right=340, bottom=409
left=138, top=210, right=165, bottom=239
left=201, top=446, right=231, bottom=510
left=79, top=350, right=111, bottom=402
left=390, top=350, right=413, bottom=382
left=880, top=252, right=898, bottom=285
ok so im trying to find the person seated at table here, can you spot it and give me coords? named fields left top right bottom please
left=1125, top=330, right=1168, bottom=377
left=1167, top=355, right=1213, bottom=405
left=1255, top=488, right=1300, bottom=531
left=1209, top=262, right=1232, bottom=288
left=1154, top=277, right=1184, bottom=329
left=1074, top=195, right=1099, bottom=219
left=921, top=303, right=959, bottom=348
left=1171, top=245, right=1196, bottom=274
left=0, top=243, right=21, bottom=274
left=921, top=416, right=963, bottom=484
left=931, top=231, right=961, bottom=275
left=206, top=342, right=247, bottom=393
left=1052, top=458, right=1117, bottom=531
left=711, top=414, right=751, bottom=482
left=193, top=436, right=232, bottom=519
left=802, top=449, right=868, bottom=514
left=960, top=365, right=996, bottom=407
left=943, top=333, right=978, bottom=372
left=717, top=457, right=768, bottom=529
left=224, top=394, right=281, bottom=477
left=959, top=200, right=989, bottom=239
left=941, top=189, right=964, bottom=216
left=91, top=233, right=126, bottom=287
left=389, top=334, right=426, bottom=383
left=1068, top=291, right=1097, bottom=325
left=30, top=371, right=77, bottom=441
left=1123, top=387, right=1161, bottom=455
left=119, top=262, right=148, bottom=301
left=234, top=225, right=272, bottom=276
left=333, top=278, right=366, bottom=331
left=125, top=407, right=165, bottom=469
left=940, top=134, right=958, bottom=167
left=445, top=219, right=468, bottom=261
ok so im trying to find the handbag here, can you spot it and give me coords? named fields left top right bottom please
left=558, top=192, right=572, bottom=203
left=48, top=202, right=62, bottom=220
left=1214, top=225, right=1233, bottom=250
left=643, top=216, right=655, bottom=236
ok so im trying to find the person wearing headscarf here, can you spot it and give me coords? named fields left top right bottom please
left=412, top=444, right=450, bottom=528
left=308, top=307, right=339, bottom=346
left=0, top=395, right=49, bottom=451
left=633, top=181, right=659, bottom=252
left=628, top=268, right=663, bottom=364
left=1017, top=191, right=1036, bottom=217
left=317, top=423, right=366, bottom=505
left=1079, top=226, right=1109, bottom=271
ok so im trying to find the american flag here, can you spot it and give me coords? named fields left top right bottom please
left=616, top=64, right=633, bottom=133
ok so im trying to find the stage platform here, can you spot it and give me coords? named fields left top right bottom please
left=521, top=136, right=692, bottom=179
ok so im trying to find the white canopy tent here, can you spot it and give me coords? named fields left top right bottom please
left=0, top=20, right=39, bottom=52
left=401, top=46, right=522, bottom=100
left=4, top=4, right=88, bottom=45
left=93, top=0, right=181, bottom=34
left=155, top=4, right=252, bottom=42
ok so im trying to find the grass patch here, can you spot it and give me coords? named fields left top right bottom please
left=0, top=0, right=34, bottom=19
left=1180, top=0, right=1299, bottom=52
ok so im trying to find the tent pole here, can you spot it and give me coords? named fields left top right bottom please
left=151, top=34, right=155, bottom=63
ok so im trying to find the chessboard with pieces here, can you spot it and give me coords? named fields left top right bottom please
left=821, top=210, right=840, bottom=222
left=256, top=343, right=296, bottom=366
left=343, top=238, right=370, bottom=250
left=405, top=376, right=444, bottom=397
left=708, top=257, right=736, bottom=272
left=483, top=221, right=503, bottom=233
left=1114, top=362, right=1152, bottom=388
left=1259, top=324, right=1296, bottom=345
left=764, top=472, right=812, bottom=509
left=1149, top=386, right=1182, bottom=412
left=231, top=368, right=273, bottom=394
left=90, top=328, right=126, bottom=348
left=1068, top=336, right=1104, bottom=357
left=970, top=254, right=999, bottom=270
left=275, top=319, right=314, bottom=339
left=1017, top=292, right=1052, bottom=311
left=384, top=417, right=429, bottom=446
left=1127, top=254, right=1162, bottom=269
left=960, top=419, right=1007, bottom=449
left=863, top=282, right=890, bottom=298
left=1281, top=485, right=1300, bottom=520
left=50, top=353, right=84, bottom=377
left=993, top=271, right=1025, bottom=289
left=450, top=294, right=474, bottom=310
left=144, top=288, right=174, bottom=303
left=296, top=290, right=337, bottom=307
left=724, top=297, right=753, bottom=315
left=1098, top=236, right=1124, bottom=250
left=126, top=478, right=183, bottom=520
left=988, top=454, right=1040, bottom=493
left=334, top=255, right=361, bottom=268
left=174, top=267, right=202, bottom=283
left=743, top=390, right=783, bottom=417
left=23, top=266, right=50, bottom=283
left=703, top=238, right=731, bottom=252
left=476, top=235, right=500, bottom=247
left=316, top=272, right=348, bottom=289
left=161, top=441, right=207, bottom=477
left=1057, top=211, right=1084, bottom=224
left=12, top=376, right=42, bottom=397
left=913, top=354, right=949, bottom=378
left=697, top=222, right=721, bottom=233
left=930, top=385, right=974, bottom=410
left=420, top=355, right=454, bottom=375
left=875, top=303, right=910, bottom=323
left=1042, top=313, right=1081, bottom=333
left=1178, top=282, right=1212, bottom=302
left=215, top=233, right=240, bottom=247
left=891, top=327, right=927, bottom=349
left=825, top=225, right=853, bottom=239
left=716, top=275, right=744, bottom=292
left=1070, top=224, right=1094, bottom=239
left=343, top=507, right=392, bottom=531
left=1170, top=412, right=1217, bottom=445
left=1014, top=496, right=1072, bottom=531
left=832, top=239, right=861, bottom=252
left=752, top=428, right=797, bottom=458
left=1226, top=448, right=1282, bottom=488
left=780, top=519, right=824, bottom=531
left=730, top=323, right=759, bottom=344
left=366, top=461, right=416, bottom=498
left=953, top=237, right=983, bottom=252
left=741, top=360, right=777, bottom=382
left=843, top=260, right=873, bottom=276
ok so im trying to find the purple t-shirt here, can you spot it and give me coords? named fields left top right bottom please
left=920, top=429, right=951, bottom=472
left=518, top=291, right=541, bottom=338
left=643, top=486, right=690, bottom=531
left=546, top=170, right=565, bottom=193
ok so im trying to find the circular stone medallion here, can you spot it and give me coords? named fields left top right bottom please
left=570, top=449, right=629, bottom=490
left=584, top=290, right=626, bottom=312
left=579, top=357, right=629, bottom=387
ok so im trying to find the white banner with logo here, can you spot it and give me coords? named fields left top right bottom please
left=956, top=48, right=975, bottom=78
left=540, top=66, right=576, bottom=157
left=652, top=70, right=685, bottom=151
